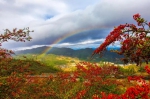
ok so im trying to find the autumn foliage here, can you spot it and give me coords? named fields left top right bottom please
left=1, top=61, right=150, bottom=99
left=0, top=27, right=33, bottom=58
left=93, top=13, right=150, bottom=66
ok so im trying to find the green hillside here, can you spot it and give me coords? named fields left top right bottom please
left=15, top=47, right=123, bottom=63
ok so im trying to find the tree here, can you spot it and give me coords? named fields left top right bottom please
left=92, top=14, right=150, bottom=66
left=0, top=27, right=33, bottom=59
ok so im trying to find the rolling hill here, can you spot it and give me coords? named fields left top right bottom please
left=14, top=46, right=123, bottom=63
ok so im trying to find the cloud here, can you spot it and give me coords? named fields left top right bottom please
left=12, top=39, right=104, bottom=51
left=12, top=38, right=121, bottom=51
left=0, top=0, right=69, bottom=29
left=28, top=0, right=150, bottom=40
left=1, top=0, right=150, bottom=50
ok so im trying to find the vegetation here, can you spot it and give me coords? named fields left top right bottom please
left=92, top=13, right=150, bottom=66
left=1, top=14, right=150, bottom=99
left=0, top=58, right=60, bottom=76
left=15, top=54, right=68, bottom=67
left=15, top=47, right=123, bottom=63
left=0, top=28, right=33, bottom=58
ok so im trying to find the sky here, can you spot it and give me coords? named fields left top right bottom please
left=0, top=0, right=150, bottom=51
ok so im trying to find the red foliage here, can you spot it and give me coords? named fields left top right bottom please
left=74, top=90, right=87, bottom=99
left=93, top=13, right=150, bottom=66
left=127, top=76, right=144, bottom=83
left=145, top=65, right=150, bottom=74
left=0, top=28, right=33, bottom=58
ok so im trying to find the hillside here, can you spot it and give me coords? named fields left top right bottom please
left=14, top=46, right=123, bottom=63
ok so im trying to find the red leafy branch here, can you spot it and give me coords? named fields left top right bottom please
left=0, top=27, right=33, bottom=58
left=92, top=14, right=150, bottom=65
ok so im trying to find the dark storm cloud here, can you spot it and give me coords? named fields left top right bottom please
left=17, top=28, right=110, bottom=47
left=61, top=29, right=111, bottom=43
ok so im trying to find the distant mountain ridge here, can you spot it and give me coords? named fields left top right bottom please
left=14, top=46, right=123, bottom=63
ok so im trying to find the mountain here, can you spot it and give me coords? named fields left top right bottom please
left=14, top=46, right=123, bottom=63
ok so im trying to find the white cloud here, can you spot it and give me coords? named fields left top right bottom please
left=12, top=45, right=47, bottom=51
left=12, top=38, right=121, bottom=51
left=1, top=0, right=150, bottom=49
left=12, top=38, right=104, bottom=50
left=79, top=39, right=105, bottom=45
left=0, top=0, right=69, bottom=29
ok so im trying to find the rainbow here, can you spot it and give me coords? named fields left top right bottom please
left=41, top=26, right=110, bottom=55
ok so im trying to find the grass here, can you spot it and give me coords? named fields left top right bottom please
left=12, top=54, right=82, bottom=73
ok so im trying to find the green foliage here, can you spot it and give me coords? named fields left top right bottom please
left=43, top=54, right=68, bottom=67
left=138, top=66, right=146, bottom=72
left=118, top=65, right=137, bottom=77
